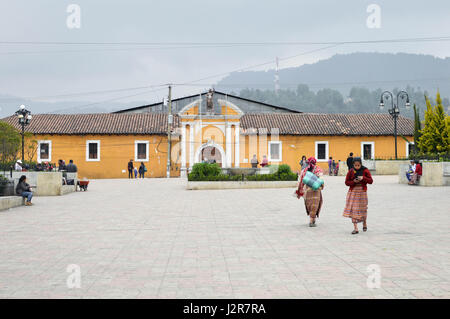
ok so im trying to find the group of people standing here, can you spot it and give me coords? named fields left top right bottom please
left=127, top=160, right=147, bottom=179
left=296, top=153, right=373, bottom=235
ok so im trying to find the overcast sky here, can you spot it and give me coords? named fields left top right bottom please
left=1, top=0, right=450, bottom=112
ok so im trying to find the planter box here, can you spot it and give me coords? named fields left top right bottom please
left=187, top=180, right=297, bottom=190
left=0, top=181, right=15, bottom=196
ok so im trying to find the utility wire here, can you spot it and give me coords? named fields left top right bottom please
left=44, top=87, right=168, bottom=114
left=1, top=35, right=450, bottom=46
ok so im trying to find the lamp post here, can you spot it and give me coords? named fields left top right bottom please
left=379, top=91, right=410, bottom=160
left=14, top=105, right=32, bottom=163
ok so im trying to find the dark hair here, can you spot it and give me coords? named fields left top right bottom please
left=350, top=152, right=354, bottom=156
left=302, top=155, right=306, bottom=160
left=414, top=160, right=420, bottom=164
left=19, top=175, right=26, bottom=183
left=353, top=157, right=362, bottom=165
left=69, top=159, right=73, bottom=163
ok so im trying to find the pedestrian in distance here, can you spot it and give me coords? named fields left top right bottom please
left=139, top=162, right=146, bottom=178
left=346, top=152, right=354, bottom=171
left=127, top=159, right=134, bottom=179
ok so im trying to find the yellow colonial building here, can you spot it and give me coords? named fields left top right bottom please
left=2, top=91, right=414, bottom=178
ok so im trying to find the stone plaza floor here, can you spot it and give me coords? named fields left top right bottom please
left=0, top=175, right=449, bottom=299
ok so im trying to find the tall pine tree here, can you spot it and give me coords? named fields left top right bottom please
left=417, top=92, right=450, bottom=156
left=413, top=104, right=421, bottom=155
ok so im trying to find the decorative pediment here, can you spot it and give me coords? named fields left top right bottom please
left=178, top=99, right=201, bottom=116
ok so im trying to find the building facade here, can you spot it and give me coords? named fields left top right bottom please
left=2, top=92, right=415, bottom=179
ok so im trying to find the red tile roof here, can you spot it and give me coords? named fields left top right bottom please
left=1, top=112, right=413, bottom=136
left=241, top=113, right=414, bottom=136
left=1, top=113, right=178, bottom=135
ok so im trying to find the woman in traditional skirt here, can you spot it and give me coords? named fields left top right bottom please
left=296, top=157, right=324, bottom=227
left=343, top=157, right=373, bottom=234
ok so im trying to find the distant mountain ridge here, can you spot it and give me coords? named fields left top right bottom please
left=216, top=52, right=450, bottom=97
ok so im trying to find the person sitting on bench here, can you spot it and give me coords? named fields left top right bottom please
left=16, top=175, right=33, bottom=206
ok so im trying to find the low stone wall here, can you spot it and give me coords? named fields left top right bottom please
left=399, top=162, right=450, bottom=186
left=60, top=185, right=76, bottom=195
left=4, top=171, right=78, bottom=196
left=0, top=196, right=24, bottom=211
left=187, top=180, right=297, bottom=190
left=376, top=160, right=410, bottom=175
left=338, top=161, right=348, bottom=176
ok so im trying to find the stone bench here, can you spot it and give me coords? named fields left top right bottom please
left=0, top=196, right=25, bottom=211
left=399, top=162, right=450, bottom=186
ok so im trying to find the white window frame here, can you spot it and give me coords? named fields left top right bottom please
left=315, top=141, right=329, bottom=162
left=86, top=140, right=100, bottom=162
left=37, top=140, right=52, bottom=163
left=135, top=140, right=149, bottom=162
left=268, top=141, right=282, bottom=162
left=361, top=141, right=375, bottom=160
left=406, top=141, right=414, bottom=157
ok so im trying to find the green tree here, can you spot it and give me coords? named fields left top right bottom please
left=0, top=122, right=21, bottom=169
left=417, top=92, right=450, bottom=156
left=413, top=104, right=421, bottom=154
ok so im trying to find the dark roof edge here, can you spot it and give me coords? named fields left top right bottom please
left=113, top=90, right=302, bottom=114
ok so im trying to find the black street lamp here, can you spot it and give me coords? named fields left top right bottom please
left=14, top=105, right=32, bottom=163
left=379, top=91, right=410, bottom=160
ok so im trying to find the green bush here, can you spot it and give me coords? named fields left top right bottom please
left=189, top=163, right=298, bottom=182
left=188, top=162, right=222, bottom=181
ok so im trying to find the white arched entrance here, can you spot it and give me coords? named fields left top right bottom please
left=194, top=142, right=226, bottom=168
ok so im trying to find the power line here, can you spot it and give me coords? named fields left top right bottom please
left=45, top=87, right=168, bottom=114
left=0, top=44, right=250, bottom=56
left=176, top=44, right=341, bottom=86
left=2, top=35, right=450, bottom=46
left=0, top=84, right=168, bottom=101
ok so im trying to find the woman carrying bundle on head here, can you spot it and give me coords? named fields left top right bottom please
left=295, top=157, right=324, bottom=227
left=343, top=157, right=373, bottom=234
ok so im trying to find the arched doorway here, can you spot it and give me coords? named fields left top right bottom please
left=201, top=146, right=222, bottom=165
left=194, top=142, right=226, bottom=167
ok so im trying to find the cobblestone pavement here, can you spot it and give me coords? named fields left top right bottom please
left=0, top=176, right=449, bottom=299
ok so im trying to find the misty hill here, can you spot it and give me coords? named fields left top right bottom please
left=217, top=52, right=450, bottom=97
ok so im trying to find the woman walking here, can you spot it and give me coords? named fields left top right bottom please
left=296, top=157, right=324, bottom=227
left=343, top=157, right=373, bottom=234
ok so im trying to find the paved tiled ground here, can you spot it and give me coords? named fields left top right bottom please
left=0, top=176, right=449, bottom=299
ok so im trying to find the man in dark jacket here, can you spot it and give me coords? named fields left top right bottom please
left=127, top=160, right=134, bottom=179
left=66, top=159, right=78, bottom=172
left=346, top=152, right=354, bottom=170
left=16, top=175, right=33, bottom=206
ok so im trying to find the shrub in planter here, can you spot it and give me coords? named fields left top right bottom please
left=0, top=175, right=15, bottom=196
left=188, top=162, right=221, bottom=181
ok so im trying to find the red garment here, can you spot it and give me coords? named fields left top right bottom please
left=415, top=164, right=422, bottom=176
left=345, top=168, right=373, bottom=191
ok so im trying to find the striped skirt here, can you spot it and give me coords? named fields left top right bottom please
left=304, top=188, right=323, bottom=218
left=343, top=185, right=368, bottom=223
